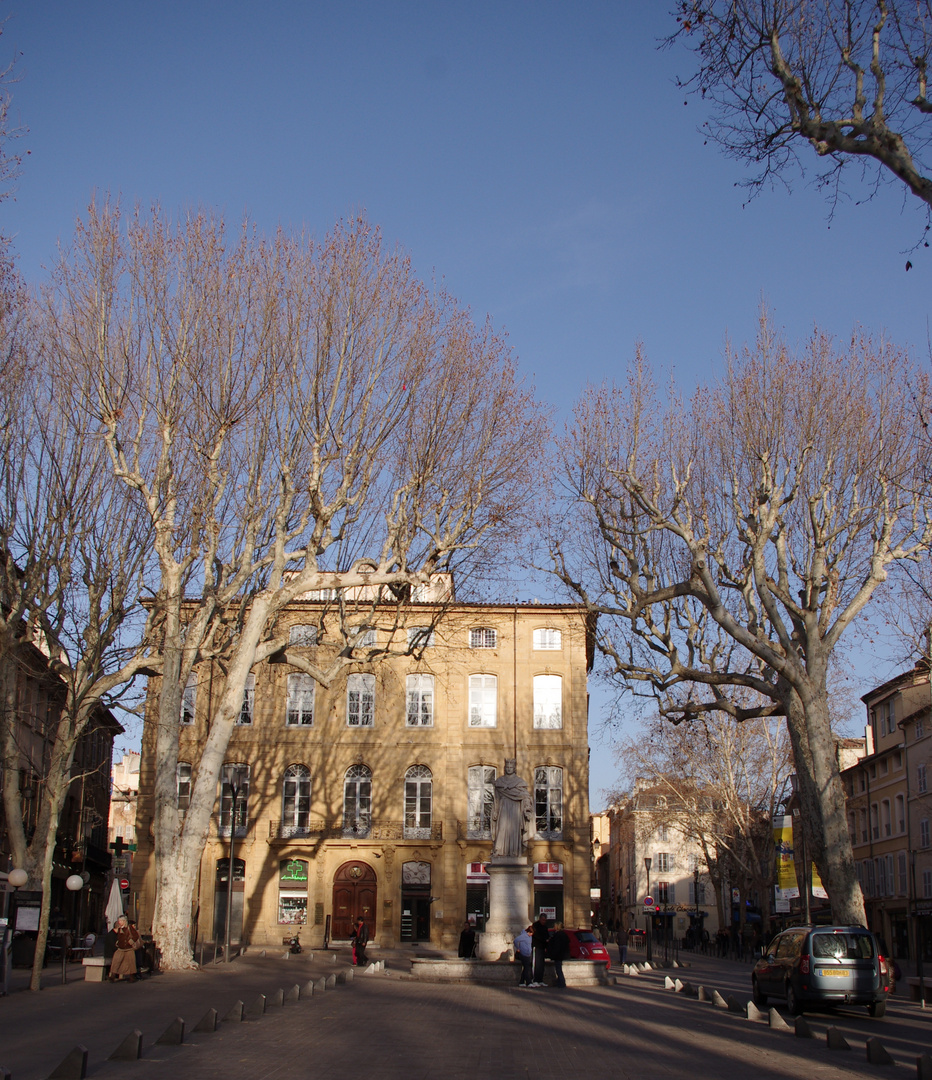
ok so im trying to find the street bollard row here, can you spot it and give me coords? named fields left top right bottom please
left=0, top=954, right=371, bottom=1080
left=642, top=965, right=931, bottom=1078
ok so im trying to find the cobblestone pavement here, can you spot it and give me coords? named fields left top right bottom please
left=3, top=951, right=929, bottom=1080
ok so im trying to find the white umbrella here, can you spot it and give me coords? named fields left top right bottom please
left=105, top=878, right=124, bottom=929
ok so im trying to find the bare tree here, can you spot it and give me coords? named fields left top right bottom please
left=0, top=295, right=159, bottom=988
left=618, top=711, right=791, bottom=938
left=43, top=203, right=548, bottom=969
left=552, top=316, right=932, bottom=924
left=671, top=1, right=932, bottom=217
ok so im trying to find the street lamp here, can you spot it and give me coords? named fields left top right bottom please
left=223, top=777, right=239, bottom=963
left=644, top=857, right=652, bottom=964
left=1, top=867, right=27, bottom=997
left=694, top=865, right=700, bottom=952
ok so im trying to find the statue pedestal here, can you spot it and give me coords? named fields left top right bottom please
left=477, top=856, right=531, bottom=961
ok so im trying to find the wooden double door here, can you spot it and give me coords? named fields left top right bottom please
left=331, top=861, right=377, bottom=940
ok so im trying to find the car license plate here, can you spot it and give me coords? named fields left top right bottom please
left=819, top=968, right=850, bottom=977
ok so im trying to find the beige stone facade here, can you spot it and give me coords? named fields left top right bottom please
left=132, top=601, right=593, bottom=950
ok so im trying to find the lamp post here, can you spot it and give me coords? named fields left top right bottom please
left=644, top=857, right=652, bottom=964
left=223, top=777, right=239, bottom=963
left=60, top=874, right=84, bottom=984
left=694, top=865, right=700, bottom=952
left=1, top=868, right=27, bottom=997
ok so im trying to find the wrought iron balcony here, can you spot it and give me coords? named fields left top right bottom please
left=268, top=819, right=442, bottom=842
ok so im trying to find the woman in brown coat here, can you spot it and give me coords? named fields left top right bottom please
left=109, top=915, right=140, bottom=982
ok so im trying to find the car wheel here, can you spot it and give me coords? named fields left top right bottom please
left=751, top=978, right=767, bottom=1008
left=785, top=982, right=801, bottom=1016
left=868, top=1000, right=886, bottom=1018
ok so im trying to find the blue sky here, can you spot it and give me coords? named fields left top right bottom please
left=4, top=2, right=929, bottom=805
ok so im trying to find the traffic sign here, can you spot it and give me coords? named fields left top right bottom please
left=643, top=895, right=654, bottom=908
left=119, top=878, right=130, bottom=890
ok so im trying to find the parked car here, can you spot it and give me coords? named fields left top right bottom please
left=751, top=925, right=890, bottom=1017
left=557, top=928, right=611, bottom=970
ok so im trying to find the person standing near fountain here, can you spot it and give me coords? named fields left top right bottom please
left=490, top=759, right=533, bottom=857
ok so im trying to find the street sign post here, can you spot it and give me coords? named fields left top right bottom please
left=643, top=895, right=654, bottom=908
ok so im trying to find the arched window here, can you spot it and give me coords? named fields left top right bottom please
left=282, top=764, right=311, bottom=837
left=343, top=764, right=372, bottom=837
left=534, top=765, right=563, bottom=839
left=533, top=674, right=562, bottom=729
left=467, top=765, right=496, bottom=838
left=533, top=627, right=562, bottom=650
left=404, top=765, right=433, bottom=838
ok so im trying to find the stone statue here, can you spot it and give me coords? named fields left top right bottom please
left=490, top=759, right=533, bottom=858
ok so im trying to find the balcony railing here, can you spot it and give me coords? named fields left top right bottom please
left=268, top=819, right=442, bottom=842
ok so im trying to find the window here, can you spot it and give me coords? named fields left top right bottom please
left=534, top=765, right=563, bottom=839
left=286, top=673, right=315, bottom=726
left=343, top=764, right=371, bottom=837
left=689, top=879, right=705, bottom=905
left=289, top=624, right=317, bottom=647
left=180, top=676, right=196, bottom=726
left=468, top=674, right=497, bottom=727
left=859, top=808, right=868, bottom=843
left=921, top=818, right=930, bottom=848
left=238, top=674, right=255, bottom=725
left=659, top=825, right=669, bottom=843
left=470, top=627, right=497, bottom=649
left=352, top=626, right=376, bottom=648
left=177, top=761, right=192, bottom=811
left=533, top=627, right=562, bottom=650
left=874, top=699, right=895, bottom=736
left=916, top=716, right=925, bottom=739
left=919, top=764, right=928, bottom=794
left=281, top=764, right=311, bottom=837
left=404, top=765, right=432, bottom=838
left=467, top=765, right=496, bottom=838
left=407, top=626, right=434, bottom=649
left=657, top=852, right=674, bottom=873
left=406, top=674, right=434, bottom=727
left=657, top=881, right=675, bottom=904
left=279, top=859, right=308, bottom=924
left=882, top=799, right=891, bottom=837
left=862, top=859, right=876, bottom=897
left=885, top=853, right=895, bottom=898
left=898, top=851, right=908, bottom=896
left=895, top=794, right=905, bottom=834
left=533, top=674, right=562, bottom=729
left=347, top=673, right=375, bottom=727
left=219, top=763, right=249, bottom=836
left=924, top=869, right=932, bottom=900
left=871, top=803, right=879, bottom=840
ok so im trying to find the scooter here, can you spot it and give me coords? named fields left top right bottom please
left=289, top=933, right=302, bottom=954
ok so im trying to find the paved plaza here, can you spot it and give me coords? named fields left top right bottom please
left=1, top=950, right=930, bottom=1080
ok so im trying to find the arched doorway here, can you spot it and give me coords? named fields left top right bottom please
left=331, top=861, right=377, bottom=940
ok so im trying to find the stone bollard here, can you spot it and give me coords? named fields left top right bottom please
left=315, top=977, right=327, bottom=993
left=794, top=1017, right=814, bottom=1039
left=108, top=1031, right=143, bottom=1061
left=746, top=1001, right=766, bottom=1022
left=698, top=986, right=711, bottom=1002
left=826, top=1027, right=850, bottom=1051
left=303, top=978, right=316, bottom=995
left=194, top=1008, right=218, bottom=1033
left=326, top=973, right=337, bottom=988
left=285, top=984, right=301, bottom=1004
left=47, top=1045, right=88, bottom=1079
left=917, top=1053, right=932, bottom=1080
left=664, top=976, right=675, bottom=990
left=866, top=1038, right=896, bottom=1066
left=712, top=990, right=728, bottom=1009
left=245, top=994, right=267, bottom=1020
left=768, top=1008, right=791, bottom=1031
left=224, top=1000, right=245, bottom=1023
left=726, top=995, right=747, bottom=1016
left=156, top=1018, right=185, bottom=1046
left=268, top=988, right=285, bottom=1008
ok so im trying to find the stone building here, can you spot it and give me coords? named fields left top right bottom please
left=842, top=657, right=931, bottom=964
left=131, top=597, right=594, bottom=951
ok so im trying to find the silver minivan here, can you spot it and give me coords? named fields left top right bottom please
left=751, top=925, right=890, bottom=1017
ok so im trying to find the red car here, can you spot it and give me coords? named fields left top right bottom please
left=561, top=928, right=611, bottom=970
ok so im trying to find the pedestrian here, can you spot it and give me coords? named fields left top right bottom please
left=531, top=911, right=550, bottom=986
left=351, top=917, right=369, bottom=966
left=514, top=925, right=533, bottom=987
left=108, top=915, right=140, bottom=983
left=548, top=922, right=571, bottom=988
left=458, top=920, right=477, bottom=959
left=616, top=924, right=629, bottom=966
